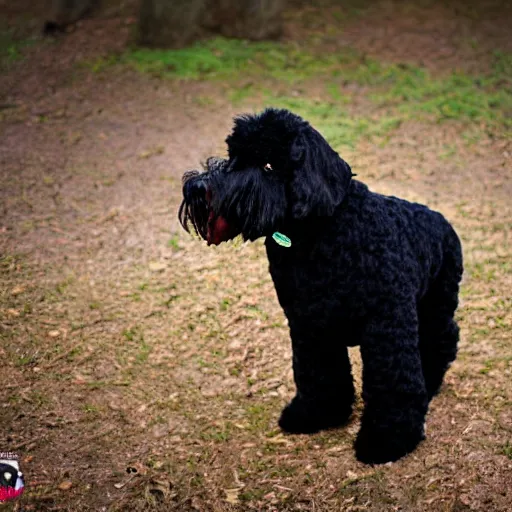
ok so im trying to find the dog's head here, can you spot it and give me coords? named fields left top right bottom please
left=179, top=108, right=353, bottom=245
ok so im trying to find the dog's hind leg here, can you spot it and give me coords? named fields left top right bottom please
left=355, top=300, right=428, bottom=464
left=278, top=324, right=355, bottom=434
left=419, top=231, right=463, bottom=401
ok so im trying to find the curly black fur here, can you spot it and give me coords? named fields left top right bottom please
left=179, top=108, right=463, bottom=464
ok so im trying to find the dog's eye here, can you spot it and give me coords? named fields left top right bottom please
left=264, top=163, right=273, bottom=172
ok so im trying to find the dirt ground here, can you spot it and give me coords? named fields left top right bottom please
left=1, top=1, right=511, bottom=511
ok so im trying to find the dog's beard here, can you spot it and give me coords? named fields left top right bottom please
left=179, top=174, right=210, bottom=241
left=180, top=166, right=287, bottom=245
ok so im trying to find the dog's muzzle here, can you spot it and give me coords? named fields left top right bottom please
left=179, top=173, right=240, bottom=246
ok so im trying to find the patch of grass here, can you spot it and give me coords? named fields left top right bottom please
left=246, top=403, right=273, bottom=432
left=30, top=391, right=51, bottom=408
left=93, top=37, right=512, bottom=134
left=199, top=423, right=232, bottom=443
left=262, top=95, right=402, bottom=150
left=167, top=235, right=181, bottom=251
left=87, top=37, right=512, bottom=140
left=267, top=464, right=298, bottom=479
left=326, top=82, right=349, bottom=103
left=502, top=442, right=512, bottom=460
left=371, top=63, right=512, bottom=129
left=123, top=327, right=138, bottom=341
left=229, top=83, right=256, bottom=105
left=0, top=30, right=34, bottom=67
left=440, top=144, right=458, bottom=160
left=163, top=294, right=180, bottom=307
left=83, top=403, right=100, bottom=415
left=192, top=95, right=215, bottom=107
left=466, top=260, right=498, bottom=283
left=492, top=50, right=512, bottom=80
left=55, top=276, right=75, bottom=295
left=239, top=487, right=266, bottom=503
left=220, top=298, right=231, bottom=311
left=87, top=53, right=119, bottom=73
left=122, top=326, right=151, bottom=363
left=229, top=364, right=242, bottom=377
left=87, top=36, right=342, bottom=83
left=136, top=337, right=151, bottom=363
left=117, top=37, right=346, bottom=81
left=244, top=303, right=269, bottom=321
left=479, top=360, right=494, bottom=375
left=16, top=354, right=37, bottom=367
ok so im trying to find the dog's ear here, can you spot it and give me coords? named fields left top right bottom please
left=290, top=129, right=352, bottom=219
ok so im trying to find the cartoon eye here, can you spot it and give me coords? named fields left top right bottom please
left=264, top=163, right=273, bottom=172
left=4, top=472, right=12, bottom=481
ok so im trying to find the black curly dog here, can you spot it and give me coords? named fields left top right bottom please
left=179, top=108, right=463, bottom=464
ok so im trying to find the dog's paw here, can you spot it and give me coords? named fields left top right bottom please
left=354, top=424, right=425, bottom=464
left=278, top=396, right=352, bottom=434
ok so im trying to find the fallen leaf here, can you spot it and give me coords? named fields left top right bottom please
left=58, top=481, right=73, bottom=490
left=149, top=262, right=167, bottom=272
left=224, top=488, right=241, bottom=505
left=7, top=309, right=20, bottom=317
left=266, top=434, right=292, bottom=445
left=11, top=285, right=25, bottom=295
left=346, top=470, right=358, bottom=479
left=48, top=330, right=60, bottom=338
left=138, top=146, right=164, bottom=159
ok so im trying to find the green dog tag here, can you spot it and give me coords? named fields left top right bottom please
left=272, top=232, right=291, bottom=248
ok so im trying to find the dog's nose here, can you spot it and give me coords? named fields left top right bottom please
left=182, top=170, right=200, bottom=185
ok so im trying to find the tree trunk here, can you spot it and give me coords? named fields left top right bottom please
left=204, top=0, right=285, bottom=41
left=138, top=0, right=286, bottom=48
left=138, top=0, right=206, bottom=48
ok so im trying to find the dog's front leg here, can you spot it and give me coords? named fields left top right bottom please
left=355, top=300, right=428, bottom=464
left=279, top=324, right=355, bottom=434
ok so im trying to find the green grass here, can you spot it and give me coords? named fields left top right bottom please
left=368, top=54, right=512, bottom=128
left=167, top=235, right=181, bottom=251
left=121, top=326, right=151, bottom=364
left=502, top=441, right=512, bottom=460
left=0, top=29, right=35, bottom=68
left=199, top=423, right=232, bottom=443
left=88, top=37, right=511, bottom=134
left=260, top=95, right=402, bottom=150
left=117, top=37, right=345, bottom=81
